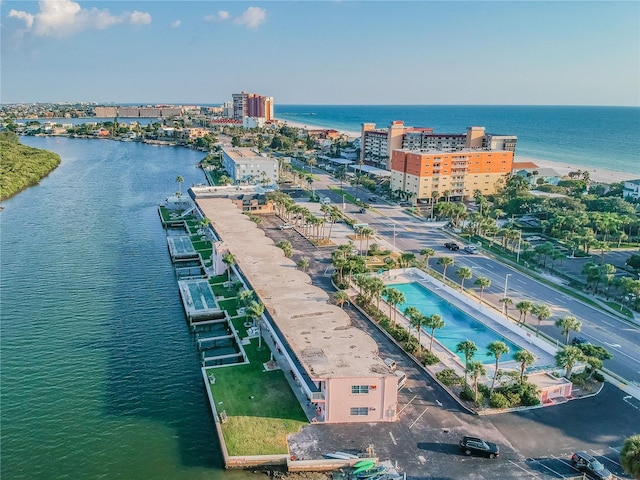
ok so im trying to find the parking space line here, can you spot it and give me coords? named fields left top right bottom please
left=388, top=431, right=398, bottom=446
left=532, top=460, right=566, bottom=478
left=508, top=460, right=538, bottom=476
left=397, top=394, right=417, bottom=415
left=593, top=450, right=622, bottom=468
left=409, top=407, right=429, bottom=429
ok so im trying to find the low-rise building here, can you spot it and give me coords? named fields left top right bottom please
left=221, top=147, right=278, bottom=186
left=623, top=179, right=640, bottom=200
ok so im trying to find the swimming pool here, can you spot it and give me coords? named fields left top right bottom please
left=390, top=282, right=522, bottom=364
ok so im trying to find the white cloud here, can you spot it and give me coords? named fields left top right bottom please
left=204, top=11, right=230, bottom=23
left=8, top=9, right=34, bottom=29
left=6, top=0, right=152, bottom=38
left=170, top=19, right=181, bottom=29
left=129, top=11, right=151, bottom=26
left=233, top=7, right=266, bottom=29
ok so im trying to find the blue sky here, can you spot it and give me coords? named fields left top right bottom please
left=1, top=1, right=639, bottom=106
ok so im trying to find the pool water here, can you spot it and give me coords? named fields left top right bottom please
left=187, top=281, right=218, bottom=310
left=390, top=282, right=522, bottom=364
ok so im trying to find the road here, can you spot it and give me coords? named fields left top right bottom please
left=297, top=163, right=640, bottom=390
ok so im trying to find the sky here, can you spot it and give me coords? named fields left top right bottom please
left=1, top=1, right=639, bottom=106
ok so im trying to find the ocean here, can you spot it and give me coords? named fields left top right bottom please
left=274, top=105, right=640, bottom=176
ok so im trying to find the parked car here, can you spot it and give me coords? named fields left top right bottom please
left=368, top=195, right=378, bottom=202
left=463, top=245, right=478, bottom=254
left=444, top=242, right=460, bottom=251
left=459, top=436, right=500, bottom=458
left=395, top=370, right=407, bottom=390
left=383, top=358, right=397, bottom=372
left=571, top=452, right=613, bottom=480
left=359, top=207, right=367, bottom=213
left=278, top=223, right=293, bottom=230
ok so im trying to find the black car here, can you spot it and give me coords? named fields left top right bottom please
left=459, top=436, right=499, bottom=458
left=444, top=242, right=460, bottom=251
left=571, top=451, right=613, bottom=479
left=571, top=336, right=590, bottom=346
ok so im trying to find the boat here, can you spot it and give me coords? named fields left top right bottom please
left=356, top=466, right=386, bottom=478
left=324, top=452, right=358, bottom=460
left=353, top=459, right=375, bottom=468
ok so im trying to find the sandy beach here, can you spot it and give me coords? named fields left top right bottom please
left=275, top=117, right=637, bottom=185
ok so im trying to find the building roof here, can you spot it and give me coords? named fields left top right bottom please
left=512, top=161, right=539, bottom=170
left=223, top=147, right=274, bottom=163
left=192, top=195, right=390, bottom=380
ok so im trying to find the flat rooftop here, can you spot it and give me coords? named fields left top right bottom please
left=193, top=196, right=390, bottom=380
left=222, top=147, right=275, bottom=162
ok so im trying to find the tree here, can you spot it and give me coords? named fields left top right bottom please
left=555, top=315, right=582, bottom=344
left=384, top=287, right=406, bottom=327
left=410, top=311, right=428, bottom=353
left=516, top=300, right=533, bottom=326
left=620, top=434, right=640, bottom=479
left=425, top=314, right=445, bottom=353
left=438, top=256, right=454, bottom=284
left=499, top=297, right=513, bottom=319
left=420, top=248, right=435, bottom=269
left=175, top=175, right=184, bottom=197
left=333, top=290, right=350, bottom=309
left=469, top=361, right=487, bottom=403
left=222, top=252, right=235, bottom=283
left=532, top=303, right=552, bottom=337
left=513, top=350, right=536, bottom=384
left=247, top=301, right=266, bottom=349
left=487, top=341, right=510, bottom=395
left=456, top=340, right=478, bottom=388
left=456, top=266, right=473, bottom=291
left=555, top=345, right=585, bottom=378
left=474, top=277, right=491, bottom=305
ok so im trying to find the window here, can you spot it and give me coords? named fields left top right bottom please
left=351, top=385, right=370, bottom=394
left=350, top=407, right=369, bottom=416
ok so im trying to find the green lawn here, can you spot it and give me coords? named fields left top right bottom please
left=208, top=338, right=308, bottom=456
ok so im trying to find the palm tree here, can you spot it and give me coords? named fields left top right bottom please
left=403, top=306, right=420, bottom=332
left=456, top=340, right=478, bottom=388
left=222, top=252, right=235, bottom=284
left=247, top=301, right=266, bottom=349
left=469, top=361, right=486, bottom=403
left=555, top=315, right=582, bottom=344
left=456, top=266, right=473, bottom=291
left=425, top=314, right=445, bottom=353
left=620, top=434, right=640, bottom=479
left=333, top=290, right=350, bottom=309
left=555, top=345, right=585, bottom=378
left=384, top=287, right=406, bottom=327
left=499, top=297, right=513, bottom=319
left=532, top=303, right=552, bottom=337
left=515, top=300, right=533, bottom=326
left=474, top=277, right=491, bottom=305
left=410, top=311, right=428, bottom=353
left=513, top=349, right=536, bottom=384
left=487, top=340, right=510, bottom=395
left=175, top=175, right=184, bottom=196
left=296, top=258, right=310, bottom=272
left=438, top=256, right=454, bottom=284
left=420, top=248, right=435, bottom=269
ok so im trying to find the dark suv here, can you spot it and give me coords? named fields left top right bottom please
left=459, top=436, right=499, bottom=458
left=444, top=242, right=460, bottom=251
left=571, top=451, right=612, bottom=479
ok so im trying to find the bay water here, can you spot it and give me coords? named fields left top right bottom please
left=0, top=137, right=257, bottom=480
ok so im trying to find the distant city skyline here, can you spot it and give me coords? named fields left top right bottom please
left=1, top=1, right=639, bottom=106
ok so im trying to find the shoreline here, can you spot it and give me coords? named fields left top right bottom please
left=275, top=117, right=637, bottom=185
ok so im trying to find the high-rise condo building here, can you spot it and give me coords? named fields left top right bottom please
left=231, top=92, right=274, bottom=122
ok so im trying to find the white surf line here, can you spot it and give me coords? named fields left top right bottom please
left=409, top=407, right=429, bottom=429
left=388, top=431, right=398, bottom=445
left=397, top=395, right=418, bottom=415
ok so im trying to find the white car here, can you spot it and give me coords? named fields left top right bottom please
left=278, top=223, right=293, bottom=230
left=464, top=245, right=478, bottom=254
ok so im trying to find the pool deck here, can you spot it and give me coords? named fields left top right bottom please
left=379, top=268, right=558, bottom=381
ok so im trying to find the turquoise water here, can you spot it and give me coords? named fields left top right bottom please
left=187, top=281, right=217, bottom=311
left=391, top=282, right=522, bottom=364
left=175, top=236, right=195, bottom=254
left=0, top=137, right=258, bottom=480
left=274, top=105, right=640, bottom=175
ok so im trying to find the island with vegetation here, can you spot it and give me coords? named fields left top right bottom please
left=0, top=131, right=61, bottom=201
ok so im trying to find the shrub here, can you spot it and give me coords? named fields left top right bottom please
left=420, top=351, right=440, bottom=366
left=392, top=326, right=411, bottom=342
left=489, top=393, right=510, bottom=409
left=460, top=388, right=475, bottom=401
left=379, top=318, right=390, bottom=329
left=436, top=369, right=462, bottom=387
left=570, top=374, right=586, bottom=387
left=404, top=338, right=419, bottom=354
left=478, top=384, right=491, bottom=397
left=521, top=393, right=540, bottom=406
left=505, top=391, right=521, bottom=406
left=593, top=372, right=605, bottom=382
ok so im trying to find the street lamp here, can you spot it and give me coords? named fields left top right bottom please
left=392, top=221, right=397, bottom=250
left=503, top=273, right=512, bottom=299
left=342, top=193, right=346, bottom=211
left=516, top=230, right=522, bottom=264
